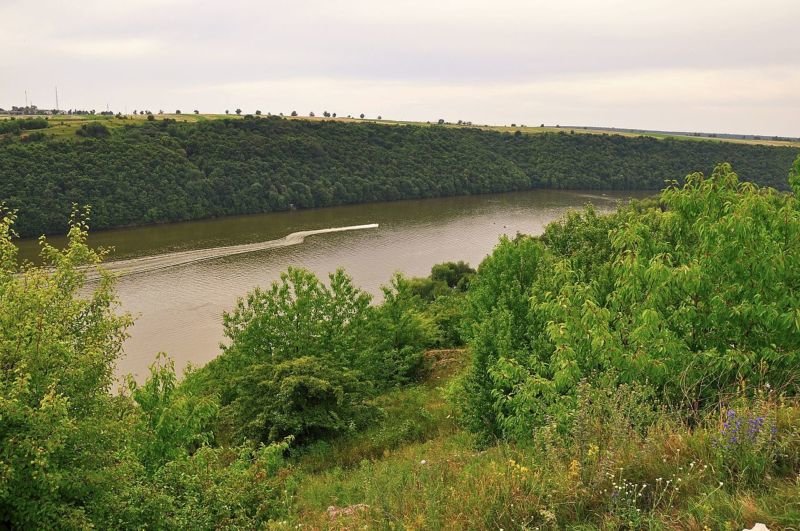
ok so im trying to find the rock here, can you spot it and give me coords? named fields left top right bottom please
left=326, top=504, right=369, bottom=519
left=743, top=524, right=769, bottom=531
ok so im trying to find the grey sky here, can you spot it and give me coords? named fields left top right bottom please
left=2, top=0, right=798, bottom=136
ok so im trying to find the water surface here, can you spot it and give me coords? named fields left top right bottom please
left=18, top=189, right=649, bottom=380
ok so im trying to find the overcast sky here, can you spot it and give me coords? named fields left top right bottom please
left=1, top=0, right=798, bottom=136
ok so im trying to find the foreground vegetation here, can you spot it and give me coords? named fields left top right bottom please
left=0, top=115, right=797, bottom=237
left=1, top=158, right=799, bottom=529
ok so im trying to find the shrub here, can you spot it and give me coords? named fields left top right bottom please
left=226, top=356, right=373, bottom=443
left=75, top=122, right=110, bottom=138
left=458, top=164, right=800, bottom=442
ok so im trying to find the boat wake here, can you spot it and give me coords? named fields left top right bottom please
left=87, top=223, right=380, bottom=279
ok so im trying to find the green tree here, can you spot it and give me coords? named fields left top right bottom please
left=789, top=154, right=800, bottom=196
left=0, top=208, right=133, bottom=528
left=127, top=354, right=218, bottom=470
left=75, top=122, right=110, bottom=138
left=457, top=164, right=800, bottom=442
left=215, top=268, right=377, bottom=442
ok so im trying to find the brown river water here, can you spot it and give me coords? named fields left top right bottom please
left=17, top=189, right=650, bottom=381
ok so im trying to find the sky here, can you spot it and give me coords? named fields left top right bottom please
left=1, top=0, right=798, bottom=136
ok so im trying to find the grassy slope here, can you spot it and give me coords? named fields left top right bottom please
left=281, top=350, right=800, bottom=530
left=4, top=113, right=800, bottom=148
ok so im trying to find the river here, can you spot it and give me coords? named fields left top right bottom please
left=17, top=189, right=649, bottom=381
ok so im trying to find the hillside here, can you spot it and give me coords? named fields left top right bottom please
left=3, top=161, right=800, bottom=528
left=0, top=115, right=797, bottom=237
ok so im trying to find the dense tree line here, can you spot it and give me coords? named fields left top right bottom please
left=0, top=116, right=796, bottom=237
left=0, top=117, right=49, bottom=134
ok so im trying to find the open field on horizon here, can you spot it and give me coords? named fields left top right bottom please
left=3, top=112, right=799, bottom=148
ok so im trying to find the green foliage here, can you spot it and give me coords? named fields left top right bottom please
left=790, top=153, right=800, bottom=197
left=387, top=262, right=475, bottom=349
left=430, top=260, right=475, bottom=290
left=0, top=211, right=296, bottom=528
left=203, top=267, right=439, bottom=445
left=133, top=440, right=292, bottom=529
left=4, top=159, right=800, bottom=527
left=220, top=268, right=373, bottom=374
left=75, top=121, right=110, bottom=138
left=459, top=164, right=800, bottom=442
left=227, top=356, right=373, bottom=444
left=211, top=268, right=374, bottom=442
left=0, top=207, right=134, bottom=528
left=458, top=234, right=550, bottom=440
left=0, top=117, right=49, bottom=134
left=368, top=274, right=441, bottom=382
left=1, top=117, right=796, bottom=237
left=288, top=369, right=800, bottom=530
left=127, top=354, right=219, bottom=470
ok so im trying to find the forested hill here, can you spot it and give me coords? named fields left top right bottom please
left=1, top=116, right=796, bottom=237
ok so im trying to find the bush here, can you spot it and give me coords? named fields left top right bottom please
left=0, top=117, right=49, bottom=134
left=226, top=356, right=373, bottom=443
left=20, top=131, right=46, bottom=142
left=458, top=164, right=800, bottom=442
left=75, top=122, right=110, bottom=138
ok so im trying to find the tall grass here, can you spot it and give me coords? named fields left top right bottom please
left=281, top=359, right=800, bottom=530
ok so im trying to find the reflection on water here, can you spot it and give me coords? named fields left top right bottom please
left=17, top=189, right=651, bottom=381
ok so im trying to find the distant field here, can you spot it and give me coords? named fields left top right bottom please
left=2, top=112, right=799, bottom=148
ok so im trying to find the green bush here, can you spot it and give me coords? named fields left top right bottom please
left=226, top=356, right=373, bottom=443
left=200, top=267, right=439, bottom=445
left=0, top=117, right=49, bottom=134
left=458, top=163, right=800, bottom=442
left=75, top=122, right=110, bottom=138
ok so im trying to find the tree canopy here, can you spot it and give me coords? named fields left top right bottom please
left=0, top=117, right=796, bottom=237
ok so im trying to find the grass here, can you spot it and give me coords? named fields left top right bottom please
left=2, top=112, right=798, bottom=148
left=266, top=350, right=800, bottom=530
